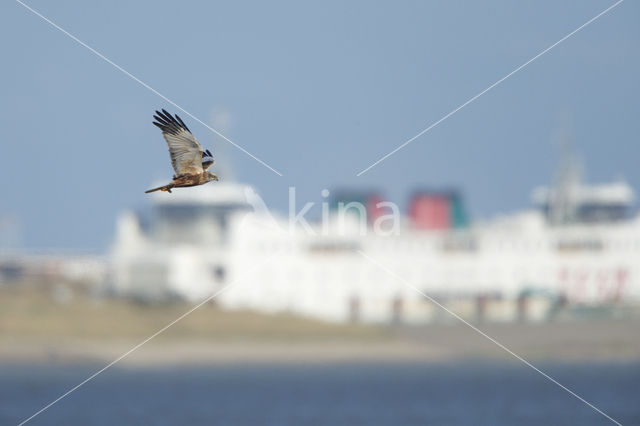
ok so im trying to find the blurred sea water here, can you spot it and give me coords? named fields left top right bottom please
left=2, top=361, right=638, bottom=426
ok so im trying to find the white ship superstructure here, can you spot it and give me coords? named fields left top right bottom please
left=108, top=171, right=640, bottom=323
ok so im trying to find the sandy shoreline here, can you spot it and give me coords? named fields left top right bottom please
left=2, top=289, right=638, bottom=366
left=2, top=319, right=639, bottom=366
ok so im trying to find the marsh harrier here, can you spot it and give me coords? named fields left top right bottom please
left=145, top=109, right=218, bottom=194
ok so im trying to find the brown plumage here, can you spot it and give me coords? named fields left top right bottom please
left=145, top=109, right=218, bottom=194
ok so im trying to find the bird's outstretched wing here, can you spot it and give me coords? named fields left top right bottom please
left=153, top=109, right=203, bottom=176
left=202, top=149, right=214, bottom=171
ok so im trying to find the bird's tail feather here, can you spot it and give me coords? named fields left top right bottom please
left=145, top=184, right=174, bottom=194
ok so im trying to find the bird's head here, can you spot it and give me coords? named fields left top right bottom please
left=207, top=172, right=219, bottom=182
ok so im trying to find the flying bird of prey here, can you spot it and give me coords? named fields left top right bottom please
left=145, top=109, right=218, bottom=194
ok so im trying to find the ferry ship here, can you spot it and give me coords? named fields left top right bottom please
left=108, top=157, right=640, bottom=324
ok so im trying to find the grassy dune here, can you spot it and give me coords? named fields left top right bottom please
left=0, top=284, right=386, bottom=342
left=2, top=283, right=639, bottom=365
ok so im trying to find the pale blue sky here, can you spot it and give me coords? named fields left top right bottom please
left=1, top=0, right=639, bottom=250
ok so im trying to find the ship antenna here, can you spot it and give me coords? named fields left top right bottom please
left=550, top=112, right=581, bottom=225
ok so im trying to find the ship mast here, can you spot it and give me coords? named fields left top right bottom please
left=549, top=115, right=582, bottom=226
left=209, top=107, right=235, bottom=181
